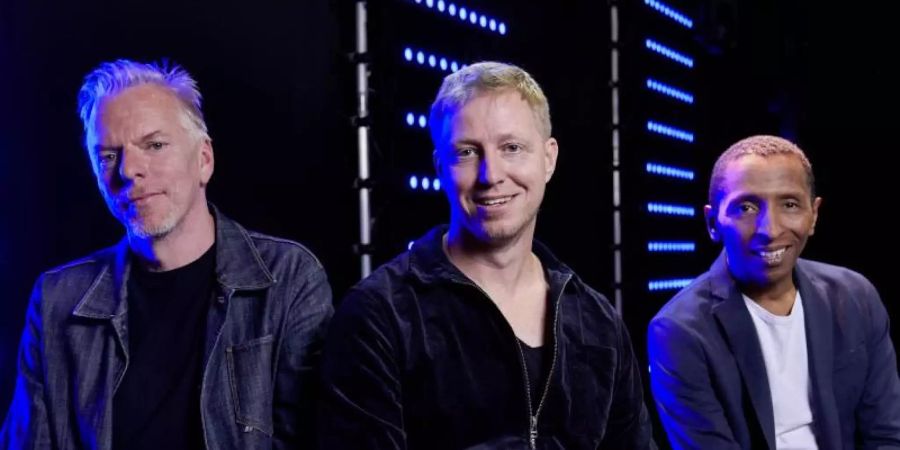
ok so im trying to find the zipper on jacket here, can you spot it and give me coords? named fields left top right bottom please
left=459, top=273, right=571, bottom=450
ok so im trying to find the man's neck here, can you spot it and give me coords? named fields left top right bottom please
left=742, top=278, right=798, bottom=316
left=129, top=204, right=216, bottom=272
left=444, top=224, right=541, bottom=298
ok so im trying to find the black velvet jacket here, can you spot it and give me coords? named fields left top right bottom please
left=319, top=226, right=654, bottom=450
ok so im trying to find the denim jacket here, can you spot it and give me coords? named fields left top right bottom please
left=1, top=206, right=333, bottom=449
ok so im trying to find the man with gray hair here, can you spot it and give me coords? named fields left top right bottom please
left=1, top=59, right=333, bottom=449
left=319, top=61, right=654, bottom=449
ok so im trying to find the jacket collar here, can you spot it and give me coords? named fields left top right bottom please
left=72, top=204, right=274, bottom=319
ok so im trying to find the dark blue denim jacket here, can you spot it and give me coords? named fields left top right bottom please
left=1, top=206, right=333, bottom=449
left=319, top=226, right=654, bottom=449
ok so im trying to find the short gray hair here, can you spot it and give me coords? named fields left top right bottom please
left=77, top=59, right=210, bottom=144
left=429, top=61, right=551, bottom=147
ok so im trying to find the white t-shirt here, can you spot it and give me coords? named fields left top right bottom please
left=742, top=292, right=819, bottom=450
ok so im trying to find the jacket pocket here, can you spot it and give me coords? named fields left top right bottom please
left=227, top=334, right=275, bottom=436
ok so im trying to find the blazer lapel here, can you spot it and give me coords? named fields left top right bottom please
left=709, top=253, right=777, bottom=449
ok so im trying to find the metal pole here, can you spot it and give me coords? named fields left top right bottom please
left=610, top=3, right=623, bottom=315
left=355, top=1, right=372, bottom=278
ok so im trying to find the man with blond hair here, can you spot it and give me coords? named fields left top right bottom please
left=648, top=135, right=900, bottom=449
left=319, top=61, right=654, bottom=449
left=1, top=59, right=332, bottom=449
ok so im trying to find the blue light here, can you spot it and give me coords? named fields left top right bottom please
left=416, top=51, right=425, bottom=64
left=404, top=48, right=413, bottom=61
left=647, top=120, right=694, bottom=142
left=646, top=162, right=695, bottom=180
left=406, top=112, right=415, bottom=126
left=422, top=177, right=431, bottom=190
left=648, top=241, right=696, bottom=252
left=408, top=241, right=415, bottom=250
left=644, top=0, right=693, bottom=28
left=433, top=178, right=441, bottom=190
left=428, top=55, right=437, bottom=67
left=648, top=278, right=694, bottom=291
left=425, top=0, right=434, bottom=7
left=470, top=11, right=478, bottom=24
left=499, top=22, right=507, bottom=35
left=460, top=7, right=467, bottom=20
left=646, top=39, right=694, bottom=67
left=448, top=3, right=456, bottom=15
left=415, top=0, right=422, bottom=3
left=489, top=19, right=497, bottom=31
left=451, top=61, right=459, bottom=72
left=646, top=78, right=694, bottom=103
left=418, top=115, right=427, bottom=128
left=409, top=175, right=419, bottom=190
left=437, top=0, right=445, bottom=11
left=647, top=202, right=695, bottom=217
left=404, top=47, right=464, bottom=74
left=480, top=15, right=487, bottom=27
left=440, top=58, right=448, bottom=70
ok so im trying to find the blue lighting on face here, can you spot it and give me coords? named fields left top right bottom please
left=409, top=175, right=419, bottom=190
left=646, top=78, right=694, bottom=103
left=648, top=278, right=694, bottom=291
left=645, top=39, right=694, bottom=68
left=648, top=241, right=696, bottom=252
left=647, top=202, right=695, bottom=216
left=646, top=162, right=695, bottom=180
left=644, top=0, right=693, bottom=28
left=647, top=120, right=694, bottom=142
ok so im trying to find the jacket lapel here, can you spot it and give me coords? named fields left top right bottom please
left=708, top=253, right=776, bottom=449
left=795, top=261, right=841, bottom=449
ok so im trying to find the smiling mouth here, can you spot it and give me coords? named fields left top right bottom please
left=755, top=247, right=787, bottom=265
left=475, top=195, right=515, bottom=207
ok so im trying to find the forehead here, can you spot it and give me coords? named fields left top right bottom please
left=91, top=84, right=184, bottom=136
left=445, top=90, right=540, bottom=140
left=720, top=153, right=811, bottom=199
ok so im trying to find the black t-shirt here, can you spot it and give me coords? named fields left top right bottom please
left=112, top=244, right=216, bottom=449
left=518, top=339, right=546, bottom=411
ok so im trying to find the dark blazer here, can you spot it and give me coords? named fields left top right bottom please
left=648, top=253, right=900, bottom=449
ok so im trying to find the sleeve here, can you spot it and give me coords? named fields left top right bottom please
left=317, top=288, right=406, bottom=450
left=0, top=276, right=53, bottom=449
left=854, top=278, right=900, bottom=448
left=647, top=316, right=742, bottom=450
left=273, top=265, right=334, bottom=450
left=598, top=316, right=658, bottom=449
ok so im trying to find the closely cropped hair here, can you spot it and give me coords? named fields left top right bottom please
left=709, top=135, right=816, bottom=209
left=429, top=61, right=551, bottom=147
left=77, top=59, right=209, bottom=144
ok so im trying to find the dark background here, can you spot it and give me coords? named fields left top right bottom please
left=1, top=0, right=896, bottom=447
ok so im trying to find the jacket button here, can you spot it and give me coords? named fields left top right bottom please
left=243, top=425, right=253, bottom=433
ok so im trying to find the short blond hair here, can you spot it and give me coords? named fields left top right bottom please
left=429, top=61, right=551, bottom=147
